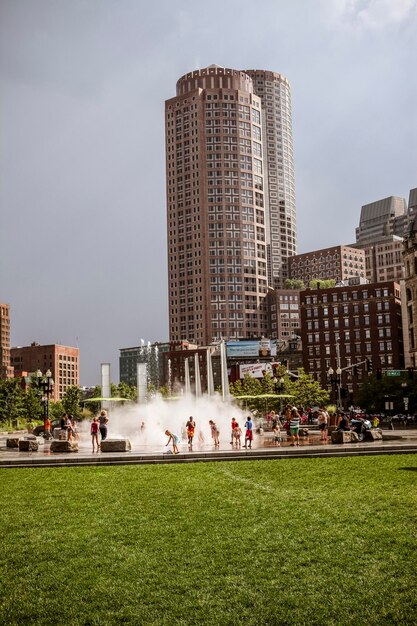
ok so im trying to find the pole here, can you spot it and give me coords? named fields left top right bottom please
left=336, top=341, right=342, bottom=410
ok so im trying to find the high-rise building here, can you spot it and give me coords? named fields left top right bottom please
left=353, top=190, right=417, bottom=283
left=165, top=65, right=296, bottom=345
left=355, top=196, right=408, bottom=245
left=10, top=342, right=79, bottom=400
left=245, top=70, right=296, bottom=287
left=0, top=303, right=13, bottom=379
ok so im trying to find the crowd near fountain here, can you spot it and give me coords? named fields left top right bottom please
left=91, top=340, right=247, bottom=452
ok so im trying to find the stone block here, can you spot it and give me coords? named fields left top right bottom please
left=350, top=431, right=360, bottom=443
left=365, top=429, right=383, bottom=441
left=18, top=439, right=39, bottom=452
left=6, top=437, right=20, bottom=448
left=331, top=430, right=353, bottom=444
left=100, top=439, right=131, bottom=452
left=50, top=440, right=79, bottom=453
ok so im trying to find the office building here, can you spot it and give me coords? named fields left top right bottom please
left=353, top=191, right=417, bottom=283
left=166, top=64, right=296, bottom=346
left=355, top=196, right=408, bottom=245
left=10, top=342, right=79, bottom=401
left=288, top=245, right=366, bottom=285
left=0, top=303, right=13, bottom=379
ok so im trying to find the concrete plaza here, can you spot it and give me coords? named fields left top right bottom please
left=1, top=428, right=417, bottom=468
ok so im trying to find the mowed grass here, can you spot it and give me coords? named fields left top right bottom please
left=0, top=455, right=416, bottom=625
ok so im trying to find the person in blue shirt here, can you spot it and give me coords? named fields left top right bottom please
left=244, top=416, right=253, bottom=449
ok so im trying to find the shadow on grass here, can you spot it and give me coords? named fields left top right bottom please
left=398, top=467, right=417, bottom=471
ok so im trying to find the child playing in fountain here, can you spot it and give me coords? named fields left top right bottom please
left=91, top=417, right=100, bottom=452
left=244, top=416, right=253, bottom=449
left=233, top=422, right=242, bottom=449
left=165, top=430, right=180, bottom=454
left=186, top=416, right=196, bottom=451
left=209, top=420, right=220, bottom=447
left=272, top=420, right=282, bottom=446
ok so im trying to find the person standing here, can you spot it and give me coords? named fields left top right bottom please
left=186, top=416, right=196, bottom=451
left=99, top=410, right=108, bottom=442
left=318, top=410, right=328, bottom=442
left=44, top=416, right=52, bottom=440
left=244, top=416, right=253, bottom=449
left=230, top=417, right=238, bottom=444
left=209, top=420, right=220, bottom=447
left=91, top=417, right=100, bottom=452
left=289, top=407, right=301, bottom=446
left=232, top=422, right=242, bottom=449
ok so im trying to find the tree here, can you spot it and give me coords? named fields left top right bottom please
left=309, top=279, right=336, bottom=289
left=357, top=373, right=417, bottom=414
left=49, top=401, right=65, bottom=421
left=22, top=385, right=43, bottom=421
left=0, top=379, right=25, bottom=424
left=284, top=279, right=305, bottom=289
left=287, top=369, right=330, bottom=408
left=62, top=386, right=82, bottom=418
left=116, top=382, right=137, bottom=401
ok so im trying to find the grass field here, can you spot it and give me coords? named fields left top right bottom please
left=0, top=455, right=416, bottom=625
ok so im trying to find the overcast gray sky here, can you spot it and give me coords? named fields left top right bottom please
left=1, top=0, right=416, bottom=385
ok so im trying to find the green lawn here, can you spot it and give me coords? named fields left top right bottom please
left=0, top=455, right=416, bottom=625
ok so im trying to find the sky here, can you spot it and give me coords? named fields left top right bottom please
left=1, top=0, right=416, bottom=385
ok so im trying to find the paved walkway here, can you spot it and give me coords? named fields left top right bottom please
left=1, top=429, right=417, bottom=468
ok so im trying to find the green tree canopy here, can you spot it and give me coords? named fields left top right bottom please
left=309, top=279, right=336, bottom=289
left=287, top=369, right=330, bottom=408
left=62, top=386, right=82, bottom=418
left=284, top=279, right=305, bottom=289
left=0, top=379, right=25, bottom=423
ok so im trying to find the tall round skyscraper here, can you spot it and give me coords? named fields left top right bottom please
left=165, top=65, right=296, bottom=345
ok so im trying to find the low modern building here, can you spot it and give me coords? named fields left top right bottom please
left=300, top=282, right=404, bottom=404
left=0, top=303, right=13, bottom=379
left=119, top=342, right=171, bottom=388
left=288, top=245, right=366, bottom=285
left=10, top=342, right=79, bottom=401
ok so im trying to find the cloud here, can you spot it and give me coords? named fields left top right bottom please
left=325, top=0, right=417, bottom=30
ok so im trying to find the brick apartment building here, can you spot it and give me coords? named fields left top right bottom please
left=0, top=303, right=13, bottom=379
left=288, top=245, right=366, bottom=285
left=266, top=289, right=301, bottom=342
left=10, top=342, right=79, bottom=401
left=300, top=282, right=404, bottom=403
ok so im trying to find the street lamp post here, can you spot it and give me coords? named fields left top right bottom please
left=36, top=369, right=54, bottom=433
left=327, top=366, right=342, bottom=410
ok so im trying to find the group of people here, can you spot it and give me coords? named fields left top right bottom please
left=60, top=413, right=80, bottom=442
left=90, top=410, right=109, bottom=452
left=165, top=416, right=255, bottom=454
